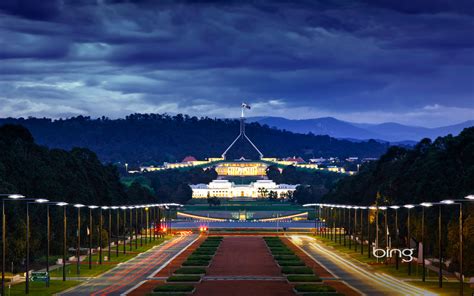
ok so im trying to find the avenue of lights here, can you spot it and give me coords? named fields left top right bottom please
left=303, top=194, right=474, bottom=296
left=0, top=193, right=183, bottom=295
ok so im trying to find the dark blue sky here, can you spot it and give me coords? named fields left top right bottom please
left=0, top=0, right=473, bottom=127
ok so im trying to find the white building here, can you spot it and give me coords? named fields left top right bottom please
left=191, top=179, right=298, bottom=199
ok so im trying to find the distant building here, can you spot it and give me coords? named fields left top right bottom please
left=215, top=161, right=268, bottom=176
left=182, top=155, right=197, bottom=163
left=191, top=179, right=298, bottom=199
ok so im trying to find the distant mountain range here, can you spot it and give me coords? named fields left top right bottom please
left=247, top=117, right=474, bottom=143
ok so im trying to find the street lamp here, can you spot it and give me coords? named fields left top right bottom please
left=1, top=193, right=25, bottom=295
left=34, top=199, right=50, bottom=287
left=101, top=206, right=110, bottom=263
left=56, top=202, right=68, bottom=281
left=404, top=204, right=415, bottom=275
left=359, top=206, right=367, bottom=255
left=440, top=197, right=474, bottom=296
left=74, top=204, right=85, bottom=275
left=389, top=205, right=401, bottom=270
left=111, top=206, right=119, bottom=257
left=88, top=206, right=98, bottom=269
left=120, top=206, right=127, bottom=254
left=128, top=206, right=134, bottom=251
left=420, top=202, right=433, bottom=282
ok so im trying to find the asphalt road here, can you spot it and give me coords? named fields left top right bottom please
left=58, top=234, right=198, bottom=296
left=287, top=235, right=436, bottom=296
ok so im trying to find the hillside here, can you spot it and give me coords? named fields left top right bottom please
left=249, top=116, right=474, bottom=142
left=0, top=114, right=388, bottom=165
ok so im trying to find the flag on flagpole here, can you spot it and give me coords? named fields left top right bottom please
left=242, top=103, right=251, bottom=109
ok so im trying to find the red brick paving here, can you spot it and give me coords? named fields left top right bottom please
left=206, top=236, right=281, bottom=276
left=194, top=236, right=295, bottom=296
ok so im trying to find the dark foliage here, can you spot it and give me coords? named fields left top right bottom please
left=0, top=114, right=388, bottom=164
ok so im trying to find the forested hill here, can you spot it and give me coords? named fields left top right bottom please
left=324, top=126, right=474, bottom=205
left=0, top=114, right=388, bottom=165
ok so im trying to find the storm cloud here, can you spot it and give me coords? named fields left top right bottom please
left=0, top=0, right=473, bottom=126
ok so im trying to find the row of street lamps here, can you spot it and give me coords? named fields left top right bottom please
left=304, top=194, right=473, bottom=296
left=0, top=193, right=181, bottom=295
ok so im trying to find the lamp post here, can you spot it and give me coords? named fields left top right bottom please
left=1, top=193, right=25, bottom=296
left=104, top=206, right=112, bottom=261
left=390, top=206, right=400, bottom=270
left=420, top=202, right=433, bottom=282
left=121, top=206, right=127, bottom=254
left=347, top=206, right=352, bottom=249
left=368, top=206, right=374, bottom=258
left=354, top=206, right=359, bottom=252
left=135, top=207, right=138, bottom=249
left=74, top=204, right=85, bottom=275
left=441, top=196, right=474, bottom=296
left=128, top=207, right=133, bottom=251
left=359, top=206, right=367, bottom=255
left=88, top=206, right=98, bottom=270
left=98, top=207, right=103, bottom=264
left=379, top=206, right=388, bottom=264
left=140, top=206, right=144, bottom=246
left=404, top=204, right=415, bottom=275
left=56, top=202, right=68, bottom=282
left=34, top=199, right=50, bottom=287
left=112, top=206, right=119, bottom=257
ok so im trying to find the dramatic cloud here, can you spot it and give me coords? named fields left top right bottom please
left=0, top=0, right=473, bottom=126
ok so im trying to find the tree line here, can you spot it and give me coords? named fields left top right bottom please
left=0, top=114, right=388, bottom=165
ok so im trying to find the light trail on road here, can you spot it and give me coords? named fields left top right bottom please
left=288, top=235, right=437, bottom=296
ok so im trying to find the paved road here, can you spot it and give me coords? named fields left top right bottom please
left=59, top=234, right=198, bottom=296
left=287, top=235, right=436, bottom=296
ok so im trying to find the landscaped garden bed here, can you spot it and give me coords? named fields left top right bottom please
left=153, top=284, right=195, bottom=293
left=293, top=284, right=339, bottom=294
left=173, top=267, right=206, bottom=275
left=166, top=275, right=202, bottom=283
left=286, top=275, right=322, bottom=283
left=281, top=266, right=314, bottom=275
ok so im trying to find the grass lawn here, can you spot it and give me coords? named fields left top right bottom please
left=50, top=237, right=167, bottom=278
left=8, top=280, right=81, bottom=296
left=313, top=235, right=473, bottom=296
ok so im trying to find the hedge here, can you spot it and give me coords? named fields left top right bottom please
left=167, top=275, right=201, bottom=282
left=294, top=284, right=336, bottom=293
left=274, top=255, right=299, bottom=260
left=286, top=275, right=321, bottom=282
left=188, top=255, right=212, bottom=261
left=153, top=284, right=195, bottom=292
left=278, top=261, right=306, bottom=266
left=182, top=260, right=210, bottom=266
left=281, top=267, right=314, bottom=274
left=174, top=267, right=206, bottom=274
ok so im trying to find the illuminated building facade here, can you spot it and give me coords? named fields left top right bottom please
left=215, top=161, right=268, bottom=176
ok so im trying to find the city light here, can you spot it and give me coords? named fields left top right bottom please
left=420, top=202, right=433, bottom=207
left=56, top=202, right=68, bottom=206
left=465, top=195, right=474, bottom=200
left=404, top=204, right=415, bottom=209
left=74, top=204, right=85, bottom=208
left=35, top=199, right=49, bottom=203
left=441, top=200, right=454, bottom=204
left=8, top=194, right=25, bottom=199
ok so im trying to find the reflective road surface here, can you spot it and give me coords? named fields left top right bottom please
left=59, top=234, right=198, bottom=296
left=287, top=235, right=437, bottom=296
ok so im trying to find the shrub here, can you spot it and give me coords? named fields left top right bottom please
left=274, top=255, right=299, bottom=260
left=153, top=284, right=195, bottom=292
left=294, top=284, right=336, bottom=293
left=182, top=260, right=210, bottom=266
left=174, top=267, right=206, bottom=275
left=286, top=275, right=321, bottom=282
left=167, top=275, right=201, bottom=282
left=271, top=251, right=295, bottom=255
left=281, top=267, right=314, bottom=274
left=278, top=261, right=306, bottom=266
left=187, top=255, right=212, bottom=261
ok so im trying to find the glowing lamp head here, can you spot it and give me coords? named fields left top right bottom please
left=101, top=206, right=109, bottom=210
left=379, top=206, right=387, bottom=210
left=89, top=205, right=99, bottom=209
left=8, top=194, right=25, bottom=199
left=35, top=199, right=49, bottom=203
left=441, top=200, right=454, bottom=204
left=74, top=204, right=85, bottom=208
left=464, top=195, right=474, bottom=200
left=404, top=204, right=415, bottom=209
left=420, top=202, right=433, bottom=207
left=389, top=205, right=400, bottom=209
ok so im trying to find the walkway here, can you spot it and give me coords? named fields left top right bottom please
left=58, top=234, right=198, bottom=296
left=193, top=236, right=295, bottom=296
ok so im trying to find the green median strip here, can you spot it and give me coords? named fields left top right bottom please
left=294, top=284, right=337, bottom=293
left=153, top=284, right=195, bottom=292
left=281, top=266, right=314, bottom=274
left=287, top=275, right=322, bottom=282
left=174, top=267, right=206, bottom=275
left=167, top=275, right=201, bottom=282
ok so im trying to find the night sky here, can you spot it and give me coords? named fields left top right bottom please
left=1, top=0, right=473, bottom=127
